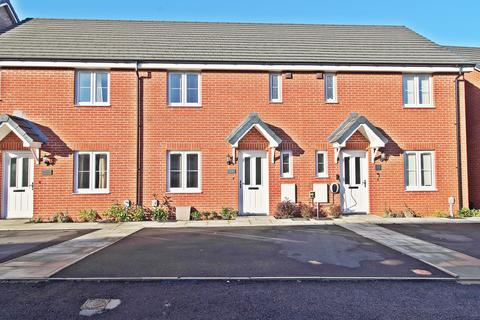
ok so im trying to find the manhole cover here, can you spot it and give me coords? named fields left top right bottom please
left=80, top=299, right=121, bottom=317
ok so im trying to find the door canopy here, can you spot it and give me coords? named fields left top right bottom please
left=226, top=112, right=282, bottom=163
left=0, top=114, right=47, bottom=162
left=328, top=112, right=388, bottom=163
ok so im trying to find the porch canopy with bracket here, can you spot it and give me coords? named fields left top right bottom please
left=226, top=112, right=282, bottom=164
left=0, top=114, right=47, bottom=163
left=328, top=112, right=388, bottom=163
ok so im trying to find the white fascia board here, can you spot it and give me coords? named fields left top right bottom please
left=0, top=60, right=473, bottom=73
left=0, top=3, right=18, bottom=23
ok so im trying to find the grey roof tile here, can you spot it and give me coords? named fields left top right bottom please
left=445, top=46, right=480, bottom=69
left=0, top=18, right=471, bottom=65
left=0, top=114, right=47, bottom=144
left=227, top=113, right=282, bottom=146
left=328, top=112, right=387, bottom=146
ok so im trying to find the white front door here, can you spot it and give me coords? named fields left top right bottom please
left=3, top=151, right=34, bottom=219
left=340, top=150, right=369, bottom=213
left=239, top=150, right=269, bottom=215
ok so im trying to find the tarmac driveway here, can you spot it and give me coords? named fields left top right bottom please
left=382, top=223, right=480, bottom=259
left=55, top=226, right=448, bottom=278
left=0, top=230, right=93, bottom=263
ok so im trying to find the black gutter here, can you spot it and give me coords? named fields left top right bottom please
left=455, top=66, right=465, bottom=209
left=135, top=62, right=151, bottom=206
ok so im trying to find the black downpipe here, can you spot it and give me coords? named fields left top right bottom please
left=135, top=63, right=150, bottom=206
left=455, top=67, right=465, bottom=209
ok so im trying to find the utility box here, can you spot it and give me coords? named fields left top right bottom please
left=313, top=184, right=329, bottom=203
left=281, top=184, right=296, bottom=202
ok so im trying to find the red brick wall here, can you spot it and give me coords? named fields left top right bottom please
left=0, top=68, right=464, bottom=218
left=465, top=70, right=480, bottom=208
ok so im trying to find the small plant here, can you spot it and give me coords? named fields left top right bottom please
left=128, top=205, right=145, bottom=222
left=220, top=207, right=238, bottom=220
left=191, top=210, right=202, bottom=221
left=160, top=195, right=175, bottom=219
left=103, top=202, right=128, bottom=222
left=297, top=202, right=315, bottom=219
left=78, top=209, right=98, bottom=222
left=384, top=207, right=404, bottom=218
left=457, top=208, right=480, bottom=218
left=152, top=207, right=169, bottom=221
left=49, top=212, right=73, bottom=223
left=433, top=210, right=449, bottom=218
left=275, top=201, right=299, bottom=219
left=403, top=205, right=421, bottom=218
left=28, top=217, right=44, bottom=223
left=326, top=204, right=342, bottom=218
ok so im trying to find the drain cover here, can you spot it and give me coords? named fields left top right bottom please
left=80, top=299, right=121, bottom=317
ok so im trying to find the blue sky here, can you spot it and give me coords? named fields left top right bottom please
left=11, top=0, right=480, bottom=47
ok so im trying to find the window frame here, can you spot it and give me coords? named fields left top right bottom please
left=404, top=150, right=436, bottom=191
left=403, top=73, right=434, bottom=108
left=167, top=72, right=202, bottom=107
left=75, top=70, right=110, bottom=106
left=74, top=151, right=110, bottom=194
left=280, top=150, right=293, bottom=178
left=269, top=73, right=283, bottom=103
left=167, top=151, right=202, bottom=193
left=315, top=151, right=328, bottom=178
left=324, top=73, right=337, bottom=103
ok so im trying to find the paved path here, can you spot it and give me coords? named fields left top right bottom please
left=0, top=224, right=142, bottom=279
left=340, top=223, right=480, bottom=280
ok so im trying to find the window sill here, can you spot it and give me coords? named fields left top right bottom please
left=280, top=175, right=293, bottom=179
left=405, top=188, right=437, bottom=192
left=168, top=104, right=202, bottom=108
left=75, top=104, right=111, bottom=108
left=166, top=190, right=202, bottom=194
left=325, top=101, right=338, bottom=104
left=74, top=190, right=110, bottom=195
left=403, top=105, right=435, bottom=109
left=316, top=175, right=329, bottom=179
left=269, top=101, right=283, bottom=104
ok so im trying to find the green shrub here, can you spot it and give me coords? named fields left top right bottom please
left=128, top=205, right=145, bottom=222
left=28, top=217, right=44, bottom=223
left=433, top=210, right=449, bottom=218
left=190, top=210, right=202, bottom=221
left=220, top=207, right=238, bottom=220
left=152, top=207, right=169, bottom=221
left=104, top=202, right=128, bottom=222
left=78, top=209, right=98, bottom=222
left=327, top=204, right=342, bottom=218
left=297, top=202, right=316, bottom=219
left=458, top=208, right=480, bottom=218
left=49, top=212, right=73, bottom=223
left=275, top=201, right=299, bottom=219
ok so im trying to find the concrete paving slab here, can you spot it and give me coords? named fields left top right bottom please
left=0, top=225, right=142, bottom=279
left=341, top=223, right=480, bottom=280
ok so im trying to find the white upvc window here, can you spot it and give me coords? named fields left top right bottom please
left=325, top=73, right=337, bottom=103
left=168, top=72, right=201, bottom=106
left=74, top=151, right=109, bottom=194
left=403, top=74, right=433, bottom=107
left=269, top=73, right=282, bottom=103
left=75, top=71, right=110, bottom=106
left=316, top=151, right=328, bottom=178
left=167, top=151, right=202, bottom=193
left=280, top=150, right=293, bottom=178
left=404, top=151, right=436, bottom=191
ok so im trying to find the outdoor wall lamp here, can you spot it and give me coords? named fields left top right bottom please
left=226, top=154, right=234, bottom=166
left=42, top=155, right=56, bottom=166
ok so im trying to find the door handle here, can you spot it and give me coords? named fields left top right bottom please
left=363, top=180, right=367, bottom=187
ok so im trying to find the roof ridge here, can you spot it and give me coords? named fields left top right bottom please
left=26, top=17, right=407, bottom=28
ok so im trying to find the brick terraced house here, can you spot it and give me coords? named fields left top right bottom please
left=0, top=9, right=476, bottom=219
left=447, top=46, right=480, bottom=209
